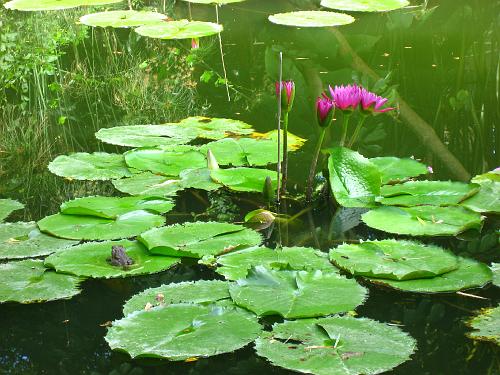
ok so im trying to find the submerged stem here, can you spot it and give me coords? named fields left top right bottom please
left=281, top=111, right=289, bottom=194
left=339, top=113, right=350, bottom=147
left=348, top=115, right=367, bottom=148
left=306, top=127, right=327, bottom=202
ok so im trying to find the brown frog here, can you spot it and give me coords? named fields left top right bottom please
left=107, top=245, right=134, bottom=270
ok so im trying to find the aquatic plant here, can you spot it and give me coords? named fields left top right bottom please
left=275, top=80, right=295, bottom=192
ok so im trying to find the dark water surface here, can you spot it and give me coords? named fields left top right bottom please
left=1, top=0, right=499, bottom=374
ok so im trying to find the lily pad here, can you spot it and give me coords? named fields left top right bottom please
left=361, top=206, right=483, bottom=236
left=0, top=222, right=77, bottom=260
left=491, top=263, right=500, bottom=288
left=176, top=117, right=254, bottom=139
left=472, top=168, right=500, bottom=184
left=211, top=167, right=277, bottom=192
left=321, top=0, right=409, bottom=12
left=105, top=303, right=261, bottom=360
left=181, top=0, right=246, bottom=4
left=4, top=0, right=122, bottom=11
left=135, top=20, right=223, bottom=40
left=229, top=266, right=367, bottom=318
left=379, top=181, right=479, bottom=207
left=45, top=240, right=180, bottom=279
left=368, top=257, right=492, bottom=293
left=60, top=195, right=174, bottom=219
left=370, top=156, right=428, bottom=184
left=38, top=210, right=165, bottom=241
left=112, top=172, right=183, bottom=197
left=327, top=147, right=381, bottom=208
left=461, top=181, right=500, bottom=214
left=255, top=316, right=416, bottom=375
left=0, top=199, right=24, bottom=222
left=48, top=152, right=132, bottom=181
left=80, top=10, right=167, bottom=28
left=123, top=280, right=231, bottom=315
left=330, top=239, right=459, bottom=280
left=0, top=259, right=82, bottom=303
left=251, top=130, right=306, bottom=151
left=268, top=11, right=355, bottom=28
left=216, top=246, right=337, bottom=280
left=139, top=221, right=262, bottom=258
left=179, top=168, right=220, bottom=191
left=467, top=306, right=500, bottom=345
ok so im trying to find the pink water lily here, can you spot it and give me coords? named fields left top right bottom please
left=316, top=95, right=335, bottom=128
left=275, top=80, right=295, bottom=112
left=328, top=84, right=361, bottom=112
left=191, top=38, right=199, bottom=49
left=359, top=87, right=394, bottom=113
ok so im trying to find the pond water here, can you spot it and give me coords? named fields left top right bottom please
left=0, top=0, right=499, bottom=374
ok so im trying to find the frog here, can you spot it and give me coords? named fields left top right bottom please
left=107, top=245, right=134, bottom=270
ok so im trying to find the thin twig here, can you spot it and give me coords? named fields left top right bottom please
left=456, top=291, right=488, bottom=300
left=215, top=5, right=231, bottom=102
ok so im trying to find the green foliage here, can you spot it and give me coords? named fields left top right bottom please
left=0, top=199, right=24, bottom=222
left=135, top=21, right=223, bottom=40
left=210, top=167, right=277, bottom=192
left=320, top=0, right=409, bottom=12
left=112, top=172, right=183, bottom=197
left=370, top=156, right=428, bottom=184
left=467, top=306, right=500, bottom=346
left=79, top=10, right=167, bottom=28
left=268, top=11, right=355, bottom=27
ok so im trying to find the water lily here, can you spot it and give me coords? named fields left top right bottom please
left=359, top=87, right=394, bottom=113
left=328, top=84, right=361, bottom=112
left=275, top=80, right=295, bottom=113
left=191, top=38, right=199, bottom=49
left=316, top=95, right=335, bottom=128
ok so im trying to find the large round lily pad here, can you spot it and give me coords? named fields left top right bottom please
left=113, top=172, right=183, bottom=197
left=38, top=210, right=165, bottom=241
left=361, top=206, right=484, bottom=236
left=179, top=168, right=220, bottom=191
left=268, top=11, right=355, bottom=28
left=139, top=221, right=262, bottom=258
left=0, top=222, right=77, bottom=260
left=0, top=199, right=24, bottom=222
left=176, top=117, right=254, bottom=139
left=45, top=240, right=180, bottom=279
left=255, top=316, right=416, bottom=375
left=48, top=152, right=132, bottom=181
left=461, top=181, right=500, bottom=214
left=320, top=0, right=409, bottom=12
left=4, top=0, right=122, bottom=11
left=330, top=239, right=459, bottom=280
left=123, top=280, right=231, bottom=316
left=368, top=257, right=492, bottom=293
left=80, top=10, right=167, bottom=28
left=229, top=266, right=367, bottom=318
left=0, top=259, right=82, bottom=303
left=370, top=156, right=428, bottom=184
left=467, top=306, right=500, bottom=346
left=181, top=0, right=246, bottom=4
left=135, top=20, right=223, bottom=40
left=105, top=303, right=262, bottom=360
left=210, top=167, right=277, bottom=193
left=216, top=246, right=337, bottom=280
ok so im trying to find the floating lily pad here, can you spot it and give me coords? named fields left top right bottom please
left=45, top=240, right=180, bottom=279
left=200, top=138, right=246, bottom=166
left=60, top=196, right=174, bottom=219
left=251, top=130, right=306, bottom=151
left=491, top=263, right=500, bottom=288
left=211, top=167, right=277, bottom=192
left=139, top=221, right=262, bottom=258
left=0, top=199, right=24, bottom=222
left=368, top=257, right=492, bottom=293
left=38, top=210, right=165, bottom=241
left=268, top=11, right=355, bottom=28
left=48, top=152, right=132, bottom=181
left=0, top=259, right=82, bottom=303
left=321, top=0, right=409, bottom=12
left=176, top=117, right=254, bottom=139
left=216, top=246, right=337, bottom=280
left=106, top=303, right=261, bottom=360
left=327, top=147, right=381, bottom=208
left=229, top=266, right=367, bottom=318
left=461, top=181, right=500, bottom=214
left=112, top=172, right=183, bottom=197
left=472, top=168, right=500, bottom=184
left=362, top=206, right=483, bottom=236
left=379, top=181, right=479, bottom=207
left=0, top=222, right=77, bottom=260
left=330, top=239, right=459, bottom=281
left=181, top=0, right=246, bottom=4
left=123, top=280, right=231, bottom=316
left=179, top=168, right=220, bottom=191
left=370, top=156, right=428, bottom=184
left=80, top=10, right=167, bottom=28
left=4, top=0, right=122, bottom=11
left=256, top=316, right=416, bottom=375
left=467, top=306, right=500, bottom=345
left=135, top=20, right=223, bottom=40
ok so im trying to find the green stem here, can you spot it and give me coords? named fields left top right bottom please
left=281, top=111, right=289, bottom=194
left=339, top=113, right=350, bottom=147
left=348, top=115, right=367, bottom=148
left=306, top=127, right=327, bottom=202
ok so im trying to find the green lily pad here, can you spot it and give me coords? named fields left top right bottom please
left=379, top=181, right=479, bottom=207
left=48, top=152, right=132, bottom=181
left=461, top=181, right=500, bottom=214
left=330, top=239, right=459, bottom=281
left=472, top=168, right=500, bottom=184
left=123, top=280, right=231, bottom=316
left=0, top=199, right=24, bottom=222
left=255, top=316, right=416, bottom=375
left=216, top=246, right=337, bottom=280
left=44, top=240, right=180, bottom=279
left=176, top=117, right=254, bottom=139
left=80, top=10, right=167, bottom=28
left=327, top=147, right=381, bottom=208
left=0, top=222, right=77, bottom=260
left=362, top=206, right=483, bottom=236
left=181, top=0, right=246, bottom=4
left=491, top=263, right=500, bottom=288
left=60, top=195, right=174, bottom=219
left=139, top=221, right=262, bottom=258
left=135, top=20, right=223, bottom=40
left=113, top=172, right=183, bottom=197
left=38, top=210, right=165, bottom=241
left=4, top=0, right=122, bottom=11
left=368, top=257, right=492, bottom=293
left=251, top=130, right=306, bottom=151
left=268, top=11, right=355, bottom=28
left=124, top=147, right=206, bottom=176
left=200, top=138, right=247, bottom=166
left=210, top=167, right=277, bottom=192
left=321, top=0, right=409, bottom=12
left=0, top=259, right=82, bottom=303
left=467, top=306, right=500, bottom=345
left=229, top=266, right=367, bottom=318
left=105, top=303, right=261, bottom=360
left=370, top=156, right=428, bottom=184
left=179, top=168, right=220, bottom=191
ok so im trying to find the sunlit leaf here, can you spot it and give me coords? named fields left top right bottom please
left=268, top=11, right=355, bottom=28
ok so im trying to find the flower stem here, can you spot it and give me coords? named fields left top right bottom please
left=306, top=127, right=327, bottom=202
left=339, top=113, right=350, bottom=147
left=281, top=111, right=289, bottom=194
left=348, top=115, right=367, bottom=148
